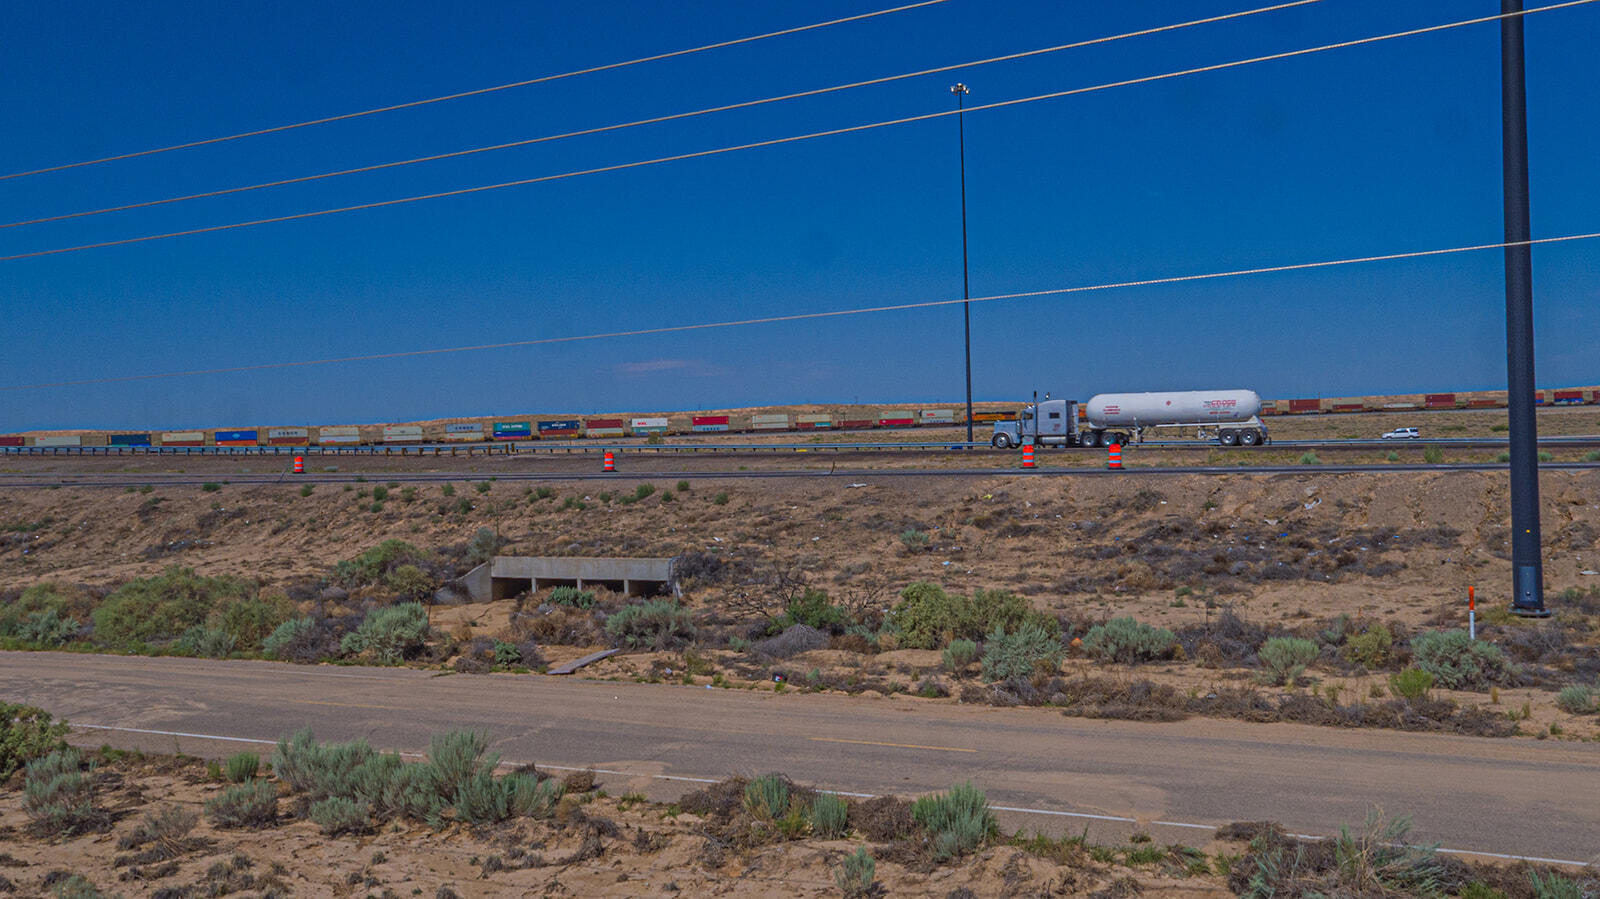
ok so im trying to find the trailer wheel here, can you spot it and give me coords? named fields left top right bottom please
left=992, top=433, right=1013, bottom=449
left=1241, top=429, right=1260, bottom=446
left=1220, top=430, right=1240, bottom=446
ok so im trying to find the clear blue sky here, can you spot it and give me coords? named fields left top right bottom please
left=3, top=0, right=1597, bottom=431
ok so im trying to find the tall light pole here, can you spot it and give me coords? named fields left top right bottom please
left=952, top=83, right=973, bottom=444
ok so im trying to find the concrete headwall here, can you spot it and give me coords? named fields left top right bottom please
left=455, top=556, right=677, bottom=602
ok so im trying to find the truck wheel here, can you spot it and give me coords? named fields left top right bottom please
left=1083, top=431, right=1100, bottom=448
left=1220, top=430, right=1240, bottom=446
left=992, top=434, right=1012, bottom=449
left=1240, top=429, right=1260, bottom=446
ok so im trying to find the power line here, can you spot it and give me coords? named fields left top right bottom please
left=4, top=230, right=1596, bottom=392
left=0, top=0, right=948, bottom=182
left=4, top=0, right=1591, bottom=264
left=2, top=0, right=1322, bottom=231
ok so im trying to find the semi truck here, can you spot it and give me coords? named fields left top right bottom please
left=990, top=389, right=1270, bottom=448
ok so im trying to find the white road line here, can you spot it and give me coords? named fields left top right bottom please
left=71, top=722, right=1592, bottom=866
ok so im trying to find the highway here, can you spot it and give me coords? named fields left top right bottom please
left=4, top=651, right=1596, bottom=865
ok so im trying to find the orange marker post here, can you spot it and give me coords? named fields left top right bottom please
left=1021, top=443, right=1035, bottom=469
left=603, top=450, right=615, bottom=473
left=1469, top=586, right=1476, bottom=640
left=1107, top=443, right=1123, bottom=470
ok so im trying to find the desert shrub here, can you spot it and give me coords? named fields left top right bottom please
left=808, top=792, right=849, bottom=838
left=119, top=804, right=198, bottom=855
left=1299, top=452, right=1321, bottom=465
left=492, top=640, right=521, bottom=666
left=0, top=583, right=93, bottom=638
left=744, top=773, right=791, bottom=820
left=1411, top=630, right=1511, bottom=690
left=751, top=624, right=829, bottom=659
left=466, top=527, right=506, bottom=565
left=453, top=771, right=511, bottom=823
left=1331, top=809, right=1448, bottom=896
left=201, top=482, right=221, bottom=492
left=23, top=748, right=106, bottom=835
left=2, top=703, right=70, bottom=778
left=1344, top=623, right=1393, bottom=669
left=428, top=729, right=498, bottom=802
left=385, top=565, right=436, bottom=602
left=889, top=582, right=969, bottom=649
left=713, top=492, right=729, bottom=505
left=262, top=616, right=339, bottom=663
left=972, top=589, right=1057, bottom=637
left=340, top=602, right=430, bottom=662
left=779, top=589, right=847, bottom=633
left=332, top=540, right=433, bottom=589
left=16, top=608, right=80, bottom=646
left=1424, top=446, right=1444, bottom=464
left=310, top=796, right=371, bottom=835
left=1555, top=684, right=1598, bottom=714
left=548, top=586, right=595, bottom=609
left=371, top=486, right=389, bottom=502
left=92, top=566, right=256, bottom=648
left=271, top=728, right=375, bottom=799
left=834, top=846, right=876, bottom=897
left=50, top=875, right=103, bottom=899
left=1258, top=637, right=1319, bottom=686
left=943, top=638, right=979, bottom=671
left=175, top=625, right=236, bottom=658
left=204, top=780, right=278, bottom=828
left=1082, top=617, right=1176, bottom=663
left=211, top=595, right=294, bottom=652
left=1528, top=869, right=1585, bottom=899
left=900, top=529, right=930, bottom=551
left=506, top=772, right=563, bottom=819
left=980, top=623, right=1062, bottom=682
left=911, top=782, right=996, bottom=860
left=1389, top=668, right=1435, bottom=701
left=345, top=751, right=440, bottom=821
left=224, top=753, right=259, bottom=783
left=605, top=599, right=695, bottom=650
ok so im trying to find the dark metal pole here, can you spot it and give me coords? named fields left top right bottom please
left=953, top=83, right=973, bottom=444
left=1501, top=0, right=1548, bottom=616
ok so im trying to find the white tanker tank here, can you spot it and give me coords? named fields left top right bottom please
left=1085, top=389, right=1268, bottom=446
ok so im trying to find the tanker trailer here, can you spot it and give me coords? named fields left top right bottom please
left=1084, top=389, right=1268, bottom=446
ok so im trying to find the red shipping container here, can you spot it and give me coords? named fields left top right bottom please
left=1332, top=403, right=1364, bottom=412
left=1288, top=398, right=1322, bottom=413
left=878, top=418, right=915, bottom=427
left=0, top=436, right=24, bottom=446
left=691, top=415, right=729, bottom=426
left=839, top=419, right=873, bottom=429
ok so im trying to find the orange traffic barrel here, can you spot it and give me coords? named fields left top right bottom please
left=1107, top=443, right=1123, bottom=470
left=292, top=456, right=304, bottom=474
left=1022, top=443, right=1035, bottom=469
left=603, top=450, right=615, bottom=472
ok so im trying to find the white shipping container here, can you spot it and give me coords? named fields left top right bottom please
left=34, top=435, right=82, bottom=447
left=267, top=427, right=309, bottom=439
left=920, top=409, right=955, bottom=423
left=161, top=431, right=206, bottom=444
left=751, top=414, right=790, bottom=430
left=444, top=424, right=484, bottom=441
left=318, top=426, right=361, bottom=445
left=631, top=417, right=669, bottom=431
left=382, top=425, right=424, bottom=443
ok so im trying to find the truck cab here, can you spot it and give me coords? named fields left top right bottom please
left=991, top=399, right=1082, bottom=448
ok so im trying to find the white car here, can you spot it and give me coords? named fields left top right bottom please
left=1382, top=427, right=1421, bottom=439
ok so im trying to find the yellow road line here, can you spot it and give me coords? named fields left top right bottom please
left=810, top=737, right=975, bottom=753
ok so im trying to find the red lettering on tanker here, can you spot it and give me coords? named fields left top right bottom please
left=1104, top=405, right=1121, bottom=414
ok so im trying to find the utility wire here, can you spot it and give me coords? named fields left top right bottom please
left=0, top=0, right=947, bottom=182
left=4, top=231, right=1596, bottom=392
left=1, top=0, right=1322, bottom=231
left=3, top=0, right=1592, bottom=264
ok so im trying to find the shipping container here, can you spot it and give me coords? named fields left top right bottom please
left=35, top=435, right=83, bottom=447
left=919, top=409, right=955, bottom=424
left=537, top=420, right=581, bottom=439
left=213, top=429, right=259, bottom=446
left=317, top=426, right=362, bottom=445
left=1425, top=393, right=1456, bottom=409
left=970, top=410, right=1015, bottom=422
left=795, top=414, right=834, bottom=429
left=692, top=415, right=730, bottom=433
left=1535, top=391, right=1546, bottom=405
left=1288, top=398, right=1322, bottom=413
left=492, top=421, right=531, bottom=440
left=110, top=433, right=152, bottom=447
left=1553, top=389, right=1584, bottom=405
left=444, top=423, right=484, bottom=441
left=877, top=410, right=915, bottom=427
left=630, top=417, right=670, bottom=434
left=160, top=430, right=206, bottom=446
left=839, top=419, right=873, bottom=430
left=1467, top=398, right=1502, bottom=408
left=267, top=427, right=310, bottom=445
left=750, top=413, right=790, bottom=431
left=1331, top=403, right=1364, bottom=413
left=1593, top=390, right=1600, bottom=404
left=0, top=436, right=24, bottom=447
left=1382, top=402, right=1420, bottom=410
left=585, top=418, right=626, bottom=438
left=382, top=425, right=424, bottom=444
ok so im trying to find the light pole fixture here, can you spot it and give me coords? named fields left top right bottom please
left=952, top=83, right=973, bottom=444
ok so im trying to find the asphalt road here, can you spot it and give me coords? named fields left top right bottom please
left=4, top=652, right=1596, bottom=864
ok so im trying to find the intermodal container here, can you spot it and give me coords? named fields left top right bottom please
left=839, top=419, right=873, bottom=430
left=1382, top=402, right=1419, bottom=410
left=0, top=436, right=24, bottom=447
left=1425, top=393, right=1456, bottom=409
left=267, top=427, right=309, bottom=445
left=1592, top=390, right=1600, bottom=404
left=1288, top=398, right=1322, bottom=413
left=213, top=430, right=258, bottom=446
left=35, top=435, right=83, bottom=447
left=492, top=421, right=531, bottom=440
left=1331, top=403, right=1364, bottom=413
left=795, top=414, right=834, bottom=429
left=630, top=417, right=669, bottom=434
left=1535, top=391, right=1545, bottom=405
left=1553, top=389, right=1584, bottom=405
left=751, top=414, right=790, bottom=431
left=585, top=418, right=626, bottom=438
left=970, top=410, right=1014, bottom=423
left=1467, top=399, right=1501, bottom=408
left=444, top=423, right=484, bottom=441
left=110, top=433, right=152, bottom=447
left=161, top=430, right=206, bottom=446
left=919, top=409, right=955, bottom=424
left=878, top=410, right=915, bottom=427
left=538, top=420, right=581, bottom=438
left=317, top=426, right=361, bottom=445
left=382, top=425, right=424, bottom=444
left=692, top=415, right=730, bottom=433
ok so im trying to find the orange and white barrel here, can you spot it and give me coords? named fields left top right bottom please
left=1022, top=443, right=1035, bottom=469
left=1107, top=443, right=1123, bottom=470
left=603, top=450, right=615, bottom=472
left=292, top=456, right=304, bottom=474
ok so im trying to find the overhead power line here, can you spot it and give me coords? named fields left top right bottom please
left=2, top=0, right=1592, bottom=264
left=0, top=0, right=947, bottom=182
left=4, top=230, right=1596, bottom=392
left=1, top=0, right=1323, bottom=231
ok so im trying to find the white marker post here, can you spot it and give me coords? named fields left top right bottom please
left=1469, top=586, right=1476, bottom=640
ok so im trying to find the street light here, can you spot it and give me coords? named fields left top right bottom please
left=952, top=83, right=973, bottom=444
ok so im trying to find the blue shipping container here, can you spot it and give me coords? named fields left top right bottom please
left=492, top=422, right=531, bottom=439
left=110, top=433, right=152, bottom=447
left=214, top=430, right=259, bottom=444
left=537, top=420, right=581, bottom=433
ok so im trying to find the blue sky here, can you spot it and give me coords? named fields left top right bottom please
left=3, top=0, right=1597, bottom=430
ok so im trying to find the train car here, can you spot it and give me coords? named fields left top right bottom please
left=795, top=414, right=834, bottom=429
left=919, top=409, right=955, bottom=425
left=1553, top=389, right=1585, bottom=405
left=1287, top=398, right=1322, bottom=414
left=1330, top=403, right=1364, bottom=413
left=35, top=435, right=83, bottom=447
left=750, top=413, right=789, bottom=431
left=878, top=410, right=915, bottom=427
left=159, top=430, right=206, bottom=447
left=213, top=429, right=258, bottom=447
left=443, top=423, right=484, bottom=442
left=1535, top=391, right=1546, bottom=405
left=630, top=417, right=669, bottom=435
left=1425, top=393, right=1457, bottom=409
left=692, top=415, right=730, bottom=433
left=109, top=433, right=152, bottom=447
left=382, top=425, right=423, bottom=444
left=585, top=418, right=626, bottom=438
left=492, top=421, right=531, bottom=441
left=537, top=419, right=581, bottom=439
left=317, top=426, right=362, bottom=446
left=969, top=410, right=1014, bottom=423
left=0, top=435, right=24, bottom=447
left=266, top=427, right=310, bottom=446
left=1467, top=398, right=1502, bottom=408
